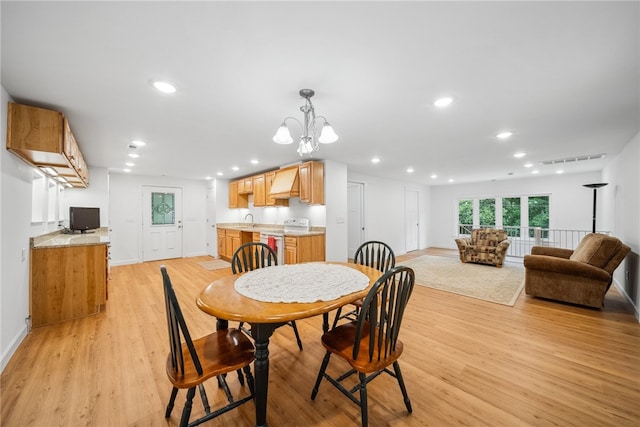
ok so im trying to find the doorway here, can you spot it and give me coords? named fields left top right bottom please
left=347, top=181, right=365, bottom=258
left=142, top=186, right=183, bottom=261
left=405, top=189, right=419, bottom=252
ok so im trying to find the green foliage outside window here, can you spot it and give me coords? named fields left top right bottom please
left=458, top=199, right=472, bottom=234
left=502, top=197, right=521, bottom=237
left=479, top=198, right=495, bottom=227
left=529, top=196, right=549, bottom=237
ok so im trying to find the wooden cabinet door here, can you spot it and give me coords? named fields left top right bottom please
left=244, top=177, right=253, bottom=193
left=299, top=161, right=324, bottom=204
left=217, top=229, right=226, bottom=257
left=253, top=174, right=266, bottom=207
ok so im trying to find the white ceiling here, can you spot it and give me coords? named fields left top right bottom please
left=2, top=1, right=638, bottom=185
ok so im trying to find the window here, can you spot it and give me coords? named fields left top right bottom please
left=458, top=199, right=472, bottom=234
left=528, top=196, right=549, bottom=237
left=151, top=192, right=175, bottom=225
left=502, top=197, right=521, bottom=237
left=479, top=198, right=495, bottom=227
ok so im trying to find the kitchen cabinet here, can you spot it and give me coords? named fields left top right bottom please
left=253, top=174, right=266, bottom=207
left=6, top=102, right=90, bottom=188
left=284, top=234, right=325, bottom=264
left=229, top=180, right=249, bottom=208
left=217, top=228, right=253, bottom=259
left=299, top=161, right=324, bottom=204
left=30, top=243, right=108, bottom=327
left=252, top=232, right=261, bottom=242
left=238, top=176, right=253, bottom=194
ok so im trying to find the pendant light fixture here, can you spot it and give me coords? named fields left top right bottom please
left=273, top=89, right=338, bottom=156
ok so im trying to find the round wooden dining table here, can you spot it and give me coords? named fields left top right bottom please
left=196, top=262, right=382, bottom=427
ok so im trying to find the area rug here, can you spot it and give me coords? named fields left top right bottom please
left=197, top=259, right=231, bottom=271
left=401, top=255, right=525, bottom=306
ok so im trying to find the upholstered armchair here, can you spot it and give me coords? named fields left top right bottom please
left=524, top=233, right=630, bottom=308
left=455, top=228, right=510, bottom=268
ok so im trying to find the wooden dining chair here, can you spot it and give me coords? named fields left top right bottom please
left=160, top=266, right=255, bottom=427
left=331, top=240, right=396, bottom=329
left=311, top=266, right=415, bottom=427
left=231, top=242, right=303, bottom=351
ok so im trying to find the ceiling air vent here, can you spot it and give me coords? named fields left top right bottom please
left=540, top=153, right=606, bottom=165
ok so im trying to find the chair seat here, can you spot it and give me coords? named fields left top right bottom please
left=166, top=328, right=255, bottom=389
left=322, top=322, right=403, bottom=374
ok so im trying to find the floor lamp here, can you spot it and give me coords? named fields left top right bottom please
left=583, top=183, right=608, bottom=233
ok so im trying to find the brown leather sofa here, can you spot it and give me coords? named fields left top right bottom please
left=524, top=233, right=630, bottom=308
left=455, top=228, right=510, bottom=268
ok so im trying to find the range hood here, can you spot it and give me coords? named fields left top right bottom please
left=269, top=166, right=300, bottom=199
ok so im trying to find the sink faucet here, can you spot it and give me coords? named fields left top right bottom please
left=244, top=213, right=254, bottom=227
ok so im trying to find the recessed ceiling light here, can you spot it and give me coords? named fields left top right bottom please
left=152, top=81, right=176, bottom=94
left=371, top=157, right=380, bottom=164
left=205, top=176, right=212, bottom=180
left=406, top=167, right=414, bottom=173
left=430, top=174, right=438, bottom=179
left=513, top=152, right=526, bottom=158
left=123, top=169, right=131, bottom=173
left=232, top=166, right=239, bottom=171
left=496, top=131, right=513, bottom=140
left=524, top=163, right=533, bottom=168
left=434, top=97, right=453, bottom=108
left=250, top=159, right=259, bottom=165
left=125, top=162, right=135, bottom=167
left=532, top=170, right=539, bottom=174
left=556, top=170, right=564, bottom=174
left=216, top=172, right=224, bottom=176
left=128, top=153, right=140, bottom=158
left=131, top=140, right=146, bottom=147
left=448, top=178, right=455, bottom=183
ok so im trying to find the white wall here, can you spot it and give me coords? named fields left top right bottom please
left=64, top=167, right=110, bottom=228
left=347, top=171, right=430, bottom=256
left=602, top=131, right=640, bottom=315
left=0, top=87, right=32, bottom=371
left=428, top=171, right=603, bottom=249
left=109, top=172, right=209, bottom=265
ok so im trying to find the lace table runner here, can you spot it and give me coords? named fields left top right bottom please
left=234, top=263, right=370, bottom=303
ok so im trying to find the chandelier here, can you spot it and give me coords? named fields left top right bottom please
left=272, top=89, right=339, bottom=156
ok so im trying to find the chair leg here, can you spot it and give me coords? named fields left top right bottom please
left=311, top=352, right=331, bottom=400
left=165, top=387, right=179, bottom=418
left=331, top=307, right=343, bottom=329
left=359, top=372, right=368, bottom=427
left=180, top=387, right=196, bottom=427
left=218, top=374, right=235, bottom=404
left=236, top=369, right=245, bottom=386
left=198, top=383, right=211, bottom=414
left=290, top=321, right=303, bottom=350
left=243, top=365, right=256, bottom=396
left=393, top=361, right=412, bottom=413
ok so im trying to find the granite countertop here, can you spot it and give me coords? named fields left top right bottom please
left=217, top=223, right=325, bottom=237
left=31, top=227, right=110, bottom=249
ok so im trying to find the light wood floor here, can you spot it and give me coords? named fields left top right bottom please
left=2, top=248, right=639, bottom=426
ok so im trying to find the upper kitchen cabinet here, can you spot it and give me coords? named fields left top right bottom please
left=238, top=176, right=253, bottom=194
left=229, top=179, right=249, bottom=208
left=6, top=102, right=90, bottom=188
left=299, top=161, right=324, bottom=205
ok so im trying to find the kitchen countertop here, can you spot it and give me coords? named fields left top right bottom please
left=217, top=223, right=325, bottom=237
left=31, top=227, right=110, bottom=249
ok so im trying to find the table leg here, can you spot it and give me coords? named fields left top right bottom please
left=322, top=313, right=329, bottom=333
left=250, top=323, right=277, bottom=427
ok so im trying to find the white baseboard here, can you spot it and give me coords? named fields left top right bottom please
left=1, top=324, right=28, bottom=373
left=613, top=280, right=640, bottom=323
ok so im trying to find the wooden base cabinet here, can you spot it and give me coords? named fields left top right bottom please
left=30, top=244, right=108, bottom=327
left=284, top=234, right=325, bottom=264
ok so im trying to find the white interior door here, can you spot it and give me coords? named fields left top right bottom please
left=405, top=189, right=419, bottom=252
left=142, top=186, right=183, bottom=261
left=206, top=184, right=216, bottom=257
left=347, top=182, right=364, bottom=258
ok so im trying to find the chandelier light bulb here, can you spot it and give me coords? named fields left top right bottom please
left=318, top=123, right=339, bottom=144
left=273, top=124, right=293, bottom=144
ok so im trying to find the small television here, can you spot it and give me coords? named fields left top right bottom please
left=69, top=207, right=101, bottom=233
